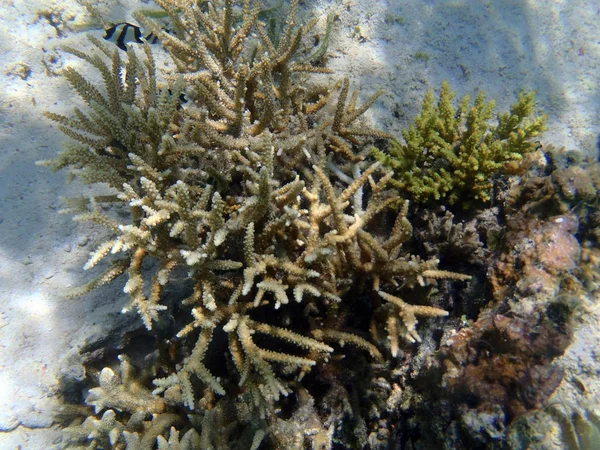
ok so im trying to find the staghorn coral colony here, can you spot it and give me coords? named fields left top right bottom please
left=372, top=80, right=547, bottom=207
left=42, top=0, right=598, bottom=449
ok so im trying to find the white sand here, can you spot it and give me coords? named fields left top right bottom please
left=0, top=0, right=597, bottom=447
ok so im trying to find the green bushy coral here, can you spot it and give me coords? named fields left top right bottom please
left=373, top=80, right=547, bottom=206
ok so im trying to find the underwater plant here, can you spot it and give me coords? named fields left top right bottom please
left=372, top=80, right=547, bottom=207
left=42, top=0, right=474, bottom=447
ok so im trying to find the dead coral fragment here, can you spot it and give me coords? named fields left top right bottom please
left=373, top=80, right=547, bottom=206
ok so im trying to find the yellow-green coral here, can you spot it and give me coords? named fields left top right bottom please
left=373, top=80, right=547, bottom=206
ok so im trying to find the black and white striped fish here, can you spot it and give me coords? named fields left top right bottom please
left=103, top=23, right=159, bottom=52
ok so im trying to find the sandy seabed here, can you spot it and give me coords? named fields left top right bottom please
left=0, top=0, right=598, bottom=448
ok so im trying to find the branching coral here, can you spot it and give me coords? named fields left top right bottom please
left=62, top=356, right=203, bottom=449
left=44, top=0, right=474, bottom=447
left=372, top=80, right=547, bottom=206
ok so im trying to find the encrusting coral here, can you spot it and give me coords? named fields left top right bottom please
left=372, top=80, right=547, bottom=207
left=42, top=0, right=473, bottom=447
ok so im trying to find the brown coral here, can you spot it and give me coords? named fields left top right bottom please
left=45, top=1, right=473, bottom=448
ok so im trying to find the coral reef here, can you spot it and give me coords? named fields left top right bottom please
left=372, top=80, right=547, bottom=207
